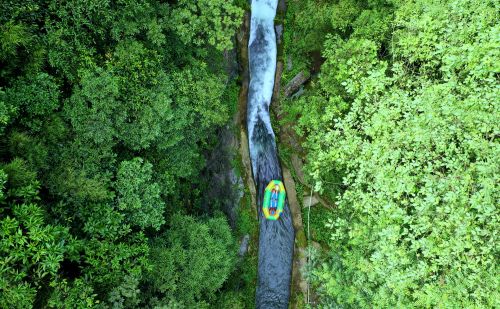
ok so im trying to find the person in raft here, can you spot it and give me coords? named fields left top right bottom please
left=270, top=184, right=280, bottom=215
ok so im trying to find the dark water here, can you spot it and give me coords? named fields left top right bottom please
left=247, top=1, right=294, bottom=308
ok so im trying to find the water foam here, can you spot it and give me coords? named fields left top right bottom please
left=247, top=2, right=294, bottom=307
left=248, top=0, right=279, bottom=176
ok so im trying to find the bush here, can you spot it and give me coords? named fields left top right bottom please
left=144, top=213, right=237, bottom=307
left=287, top=0, right=500, bottom=307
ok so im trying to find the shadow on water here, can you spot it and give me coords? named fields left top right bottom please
left=247, top=1, right=294, bottom=308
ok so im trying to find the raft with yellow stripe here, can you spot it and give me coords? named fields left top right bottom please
left=262, top=180, right=286, bottom=220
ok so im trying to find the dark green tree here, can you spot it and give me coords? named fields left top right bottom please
left=144, top=213, right=236, bottom=308
left=0, top=0, right=244, bottom=307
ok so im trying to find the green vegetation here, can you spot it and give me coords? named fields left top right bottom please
left=0, top=0, right=245, bottom=307
left=302, top=205, right=331, bottom=246
left=221, top=189, right=259, bottom=308
left=284, top=0, right=499, bottom=307
left=2, top=0, right=499, bottom=308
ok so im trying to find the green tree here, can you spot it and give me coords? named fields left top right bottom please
left=1, top=158, right=40, bottom=204
left=170, top=0, right=244, bottom=51
left=0, top=0, right=244, bottom=306
left=116, top=157, right=165, bottom=231
left=3, top=73, right=60, bottom=132
left=284, top=0, right=499, bottom=307
left=144, top=213, right=236, bottom=307
left=0, top=198, right=69, bottom=307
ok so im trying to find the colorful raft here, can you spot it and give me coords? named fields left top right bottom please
left=262, top=180, right=286, bottom=220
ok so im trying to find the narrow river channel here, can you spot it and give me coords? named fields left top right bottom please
left=247, top=1, right=295, bottom=308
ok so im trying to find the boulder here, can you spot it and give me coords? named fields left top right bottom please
left=272, top=61, right=284, bottom=105
left=303, top=195, right=320, bottom=208
left=291, top=154, right=305, bottom=183
left=284, top=71, right=310, bottom=97
left=310, top=241, right=321, bottom=251
left=238, top=234, right=250, bottom=256
left=275, top=24, right=283, bottom=44
left=278, top=0, right=287, bottom=13
left=283, top=167, right=302, bottom=232
left=290, top=86, right=304, bottom=99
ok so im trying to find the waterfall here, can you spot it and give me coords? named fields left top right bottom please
left=247, top=1, right=295, bottom=308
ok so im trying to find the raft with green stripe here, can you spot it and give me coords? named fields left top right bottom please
left=262, top=180, right=286, bottom=220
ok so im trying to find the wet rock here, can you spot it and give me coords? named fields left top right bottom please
left=275, top=24, right=283, bottom=44
left=236, top=12, right=257, bottom=219
left=203, top=125, right=244, bottom=228
left=231, top=168, right=244, bottom=200
left=202, top=11, right=249, bottom=226
left=272, top=61, right=284, bottom=107
left=284, top=71, right=310, bottom=97
left=223, top=44, right=238, bottom=81
left=292, top=247, right=308, bottom=301
left=283, top=168, right=302, bottom=232
left=240, top=128, right=257, bottom=217
left=291, top=155, right=305, bottom=183
left=287, top=56, right=293, bottom=71
left=303, top=195, right=320, bottom=208
left=311, top=241, right=322, bottom=251
left=278, top=0, right=287, bottom=13
left=239, top=234, right=250, bottom=256
left=290, top=86, right=305, bottom=99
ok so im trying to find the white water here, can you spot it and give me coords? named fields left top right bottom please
left=248, top=0, right=278, bottom=177
left=248, top=1, right=295, bottom=308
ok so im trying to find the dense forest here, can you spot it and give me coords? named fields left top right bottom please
left=282, top=0, right=498, bottom=307
left=0, top=0, right=250, bottom=307
left=1, top=0, right=498, bottom=308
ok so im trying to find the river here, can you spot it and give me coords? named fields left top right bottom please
left=247, top=0, right=295, bottom=308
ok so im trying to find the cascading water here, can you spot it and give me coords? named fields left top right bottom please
left=247, top=1, right=294, bottom=308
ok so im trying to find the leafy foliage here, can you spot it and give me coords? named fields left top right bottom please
left=116, top=158, right=165, bottom=230
left=0, top=201, right=69, bottom=308
left=0, top=0, right=243, bottom=307
left=285, top=0, right=499, bottom=307
left=1, top=158, right=40, bottom=203
left=170, top=0, right=244, bottom=51
left=4, top=73, right=60, bottom=132
left=144, top=214, right=236, bottom=307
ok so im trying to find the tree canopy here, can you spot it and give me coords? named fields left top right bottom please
left=0, top=0, right=243, bottom=307
left=284, top=0, right=499, bottom=307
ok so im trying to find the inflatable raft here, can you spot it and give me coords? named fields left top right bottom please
left=263, top=180, right=286, bottom=220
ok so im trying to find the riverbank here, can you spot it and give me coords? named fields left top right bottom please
left=228, top=2, right=324, bottom=307
left=271, top=0, right=340, bottom=307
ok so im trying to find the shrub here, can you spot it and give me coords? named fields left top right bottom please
left=288, top=0, right=499, bottom=307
